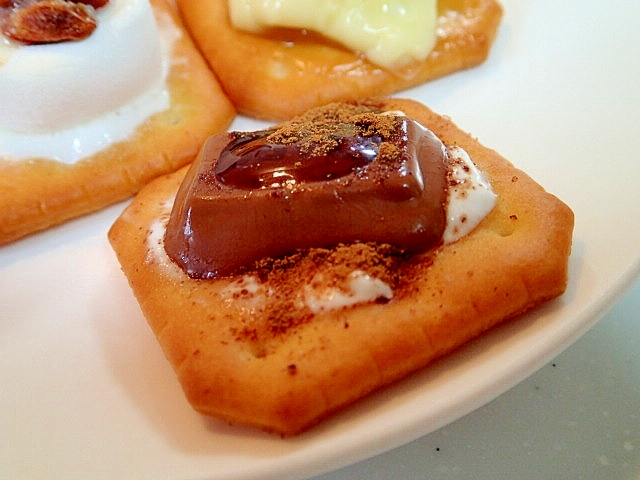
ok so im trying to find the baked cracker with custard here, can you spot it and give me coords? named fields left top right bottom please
left=176, top=0, right=503, bottom=120
left=108, top=98, right=574, bottom=435
left=0, top=0, right=235, bottom=245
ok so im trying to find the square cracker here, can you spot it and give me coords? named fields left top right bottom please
left=176, top=0, right=503, bottom=120
left=108, top=98, right=574, bottom=435
left=0, top=0, right=235, bottom=245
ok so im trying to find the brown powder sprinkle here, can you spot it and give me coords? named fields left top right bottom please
left=265, top=101, right=404, bottom=160
left=227, top=242, right=410, bottom=343
left=377, top=141, right=400, bottom=163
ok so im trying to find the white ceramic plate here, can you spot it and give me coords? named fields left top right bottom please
left=1, top=1, right=639, bottom=479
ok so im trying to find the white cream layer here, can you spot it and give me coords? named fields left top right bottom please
left=0, top=0, right=174, bottom=163
left=228, top=0, right=438, bottom=70
left=304, top=270, right=393, bottom=313
left=443, top=145, right=497, bottom=244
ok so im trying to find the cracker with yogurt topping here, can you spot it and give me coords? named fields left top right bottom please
left=176, top=0, right=503, bottom=120
left=0, top=0, right=235, bottom=245
left=108, top=98, right=574, bottom=435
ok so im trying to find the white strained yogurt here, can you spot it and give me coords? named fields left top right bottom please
left=304, top=270, right=393, bottom=313
left=0, top=0, right=175, bottom=163
left=443, top=145, right=497, bottom=244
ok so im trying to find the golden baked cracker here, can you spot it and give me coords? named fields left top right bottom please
left=0, top=0, right=235, bottom=245
left=108, top=98, right=574, bottom=435
left=176, top=0, right=503, bottom=120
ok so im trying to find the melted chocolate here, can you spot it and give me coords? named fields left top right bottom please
left=215, top=130, right=382, bottom=189
left=164, top=111, right=449, bottom=279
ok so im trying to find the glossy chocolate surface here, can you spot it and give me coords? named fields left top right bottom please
left=215, top=129, right=381, bottom=189
left=164, top=107, right=449, bottom=278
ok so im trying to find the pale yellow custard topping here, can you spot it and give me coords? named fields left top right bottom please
left=228, top=0, right=438, bottom=70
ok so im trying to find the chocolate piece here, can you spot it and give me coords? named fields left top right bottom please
left=164, top=108, right=449, bottom=278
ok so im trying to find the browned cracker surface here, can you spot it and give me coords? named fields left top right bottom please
left=108, top=98, right=574, bottom=435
